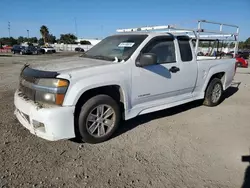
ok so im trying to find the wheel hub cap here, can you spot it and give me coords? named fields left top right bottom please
left=86, top=105, right=115, bottom=138
left=211, top=83, right=222, bottom=103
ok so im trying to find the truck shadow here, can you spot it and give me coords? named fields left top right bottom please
left=220, top=84, right=239, bottom=103
left=112, top=85, right=239, bottom=140
left=242, top=166, right=250, bottom=188
left=241, top=155, right=250, bottom=188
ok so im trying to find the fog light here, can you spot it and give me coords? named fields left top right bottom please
left=44, top=93, right=54, bottom=101
left=33, top=120, right=44, bottom=129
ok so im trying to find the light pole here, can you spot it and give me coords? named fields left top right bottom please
left=27, top=30, right=29, bottom=38
left=74, top=17, right=78, bottom=38
left=8, top=22, right=10, bottom=37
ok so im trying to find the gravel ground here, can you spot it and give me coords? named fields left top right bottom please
left=0, top=53, right=250, bottom=188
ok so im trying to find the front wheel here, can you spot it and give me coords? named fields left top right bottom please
left=77, top=95, right=121, bottom=144
left=203, top=78, right=223, bottom=107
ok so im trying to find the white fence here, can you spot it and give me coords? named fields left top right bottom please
left=51, top=44, right=94, bottom=52
left=198, top=47, right=235, bottom=54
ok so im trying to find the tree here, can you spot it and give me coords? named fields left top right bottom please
left=238, top=41, right=245, bottom=49
left=80, top=40, right=91, bottom=45
left=40, top=25, right=49, bottom=44
left=17, top=36, right=38, bottom=44
left=28, top=37, right=38, bottom=43
left=38, top=38, right=44, bottom=46
left=244, top=37, right=250, bottom=49
left=0, top=37, right=18, bottom=46
left=59, top=33, right=77, bottom=44
left=17, top=36, right=25, bottom=44
left=229, top=42, right=235, bottom=48
left=47, top=34, right=56, bottom=44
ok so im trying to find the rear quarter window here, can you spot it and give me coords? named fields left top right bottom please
left=178, top=38, right=193, bottom=62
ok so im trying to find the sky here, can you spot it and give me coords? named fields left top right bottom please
left=0, top=0, right=249, bottom=41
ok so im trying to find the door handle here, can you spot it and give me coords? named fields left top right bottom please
left=169, top=66, right=180, bottom=73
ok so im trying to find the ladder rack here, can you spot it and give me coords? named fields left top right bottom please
left=116, top=20, right=239, bottom=38
left=116, top=20, right=240, bottom=56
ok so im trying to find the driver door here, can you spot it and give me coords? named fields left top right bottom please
left=131, top=36, right=195, bottom=108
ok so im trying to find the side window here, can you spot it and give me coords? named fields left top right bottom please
left=178, top=38, right=193, bottom=62
left=143, top=38, right=176, bottom=64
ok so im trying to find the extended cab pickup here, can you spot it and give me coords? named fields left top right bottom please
left=14, top=22, right=238, bottom=143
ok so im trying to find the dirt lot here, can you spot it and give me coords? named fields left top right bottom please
left=0, top=53, right=250, bottom=188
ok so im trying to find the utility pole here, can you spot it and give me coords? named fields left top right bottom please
left=8, top=21, right=10, bottom=37
left=27, top=29, right=29, bottom=38
left=101, top=25, right=103, bottom=39
left=74, top=17, right=78, bottom=38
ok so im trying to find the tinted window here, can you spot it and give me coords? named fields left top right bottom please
left=13, top=45, right=20, bottom=49
left=143, top=38, right=176, bottom=64
left=178, top=39, right=192, bottom=61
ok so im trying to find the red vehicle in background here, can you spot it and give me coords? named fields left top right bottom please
left=0, top=45, right=12, bottom=53
left=236, top=57, right=248, bottom=68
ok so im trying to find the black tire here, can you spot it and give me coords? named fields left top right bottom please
left=203, top=78, right=223, bottom=107
left=41, top=49, right=45, bottom=54
left=77, top=94, right=121, bottom=144
left=236, top=62, right=242, bottom=67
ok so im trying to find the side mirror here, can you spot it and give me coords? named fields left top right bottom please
left=136, top=53, right=157, bottom=67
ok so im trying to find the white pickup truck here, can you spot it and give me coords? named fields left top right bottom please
left=14, top=20, right=239, bottom=143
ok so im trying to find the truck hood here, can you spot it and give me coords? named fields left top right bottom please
left=30, top=56, right=114, bottom=73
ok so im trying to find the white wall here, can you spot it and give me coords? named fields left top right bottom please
left=51, top=44, right=94, bottom=51
left=75, top=38, right=101, bottom=45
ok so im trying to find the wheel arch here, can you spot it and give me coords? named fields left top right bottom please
left=203, top=71, right=226, bottom=93
left=73, top=84, right=127, bottom=139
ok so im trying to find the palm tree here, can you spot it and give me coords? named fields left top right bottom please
left=40, top=25, right=49, bottom=44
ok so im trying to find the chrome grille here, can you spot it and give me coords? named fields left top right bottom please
left=19, top=84, right=35, bottom=100
left=19, top=75, right=36, bottom=101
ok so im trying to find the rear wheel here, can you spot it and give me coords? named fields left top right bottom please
left=236, top=62, right=242, bottom=67
left=203, top=78, right=223, bottom=107
left=77, top=95, right=121, bottom=144
left=41, top=49, right=45, bottom=54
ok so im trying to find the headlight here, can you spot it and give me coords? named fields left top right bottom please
left=34, top=78, right=69, bottom=105
left=37, top=78, right=68, bottom=87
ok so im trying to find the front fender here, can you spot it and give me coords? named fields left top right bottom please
left=62, top=73, right=131, bottom=111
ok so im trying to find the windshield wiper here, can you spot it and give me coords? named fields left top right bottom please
left=92, top=55, right=115, bottom=61
left=81, top=54, right=122, bottom=62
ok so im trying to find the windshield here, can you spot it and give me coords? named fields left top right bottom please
left=82, top=34, right=148, bottom=62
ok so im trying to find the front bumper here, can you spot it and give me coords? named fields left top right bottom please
left=14, top=90, right=75, bottom=141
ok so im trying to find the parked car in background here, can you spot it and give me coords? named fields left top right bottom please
left=11, top=45, right=33, bottom=55
left=40, top=46, right=56, bottom=54
left=75, top=47, right=85, bottom=52
left=11, top=45, right=23, bottom=54
left=229, top=51, right=249, bottom=59
left=11, top=45, right=43, bottom=55
left=236, top=57, right=248, bottom=68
